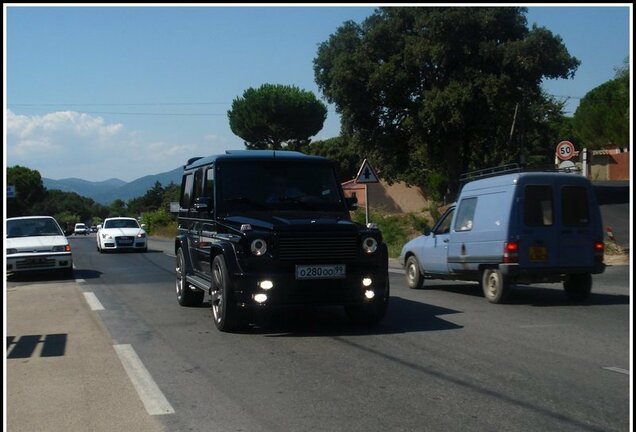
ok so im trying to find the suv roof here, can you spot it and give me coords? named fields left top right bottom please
left=184, top=150, right=329, bottom=170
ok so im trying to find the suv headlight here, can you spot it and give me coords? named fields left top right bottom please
left=251, top=238, right=268, bottom=256
left=362, top=237, right=378, bottom=254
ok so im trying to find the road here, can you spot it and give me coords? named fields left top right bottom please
left=7, top=234, right=630, bottom=432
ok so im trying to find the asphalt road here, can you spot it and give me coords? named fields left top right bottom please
left=8, top=233, right=628, bottom=432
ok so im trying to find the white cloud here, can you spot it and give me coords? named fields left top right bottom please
left=5, top=110, right=245, bottom=182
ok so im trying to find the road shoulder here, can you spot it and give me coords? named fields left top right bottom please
left=6, top=280, right=166, bottom=432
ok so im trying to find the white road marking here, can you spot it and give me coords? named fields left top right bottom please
left=518, top=324, right=560, bottom=328
left=76, top=278, right=86, bottom=283
left=83, top=292, right=105, bottom=311
left=113, top=344, right=175, bottom=415
left=602, top=366, right=629, bottom=375
left=389, top=268, right=405, bottom=274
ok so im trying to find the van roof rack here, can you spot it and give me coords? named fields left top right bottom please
left=460, top=163, right=583, bottom=184
left=459, top=163, right=522, bottom=183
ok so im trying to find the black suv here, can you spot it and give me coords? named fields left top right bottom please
left=175, top=150, right=389, bottom=332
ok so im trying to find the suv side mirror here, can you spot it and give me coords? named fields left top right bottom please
left=423, top=228, right=432, bottom=236
left=345, top=196, right=358, bottom=211
left=193, top=197, right=212, bottom=211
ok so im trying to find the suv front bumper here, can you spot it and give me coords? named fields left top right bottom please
left=230, top=264, right=388, bottom=308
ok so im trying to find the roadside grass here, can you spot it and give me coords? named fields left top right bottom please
left=151, top=224, right=177, bottom=238
left=352, top=209, right=434, bottom=258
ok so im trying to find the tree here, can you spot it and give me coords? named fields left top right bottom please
left=109, top=199, right=127, bottom=216
left=7, top=165, right=47, bottom=217
left=305, top=136, right=361, bottom=182
left=313, top=7, right=579, bottom=194
left=228, top=84, right=328, bottom=150
left=572, top=57, right=629, bottom=150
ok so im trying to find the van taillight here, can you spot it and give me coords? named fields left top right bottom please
left=504, top=242, right=519, bottom=263
left=594, top=241, right=604, bottom=262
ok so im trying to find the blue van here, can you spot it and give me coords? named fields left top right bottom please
left=399, top=168, right=605, bottom=303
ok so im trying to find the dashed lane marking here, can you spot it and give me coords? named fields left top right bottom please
left=83, top=292, right=105, bottom=311
left=602, top=366, right=629, bottom=375
left=113, top=344, right=175, bottom=415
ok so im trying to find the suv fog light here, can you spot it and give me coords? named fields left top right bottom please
left=254, top=293, right=268, bottom=303
left=259, top=280, right=273, bottom=290
left=362, top=278, right=372, bottom=287
left=364, top=290, right=375, bottom=299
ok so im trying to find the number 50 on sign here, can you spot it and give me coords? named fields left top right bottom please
left=556, top=141, right=575, bottom=161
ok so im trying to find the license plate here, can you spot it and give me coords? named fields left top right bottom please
left=528, top=246, right=547, bottom=262
left=118, top=238, right=132, bottom=244
left=296, top=264, right=346, bottom=280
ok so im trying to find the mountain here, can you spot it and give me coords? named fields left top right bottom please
left=43, top=167, right=183, bottom=204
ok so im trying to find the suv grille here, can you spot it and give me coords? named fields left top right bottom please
left=278, top=235, right=358, bottom=261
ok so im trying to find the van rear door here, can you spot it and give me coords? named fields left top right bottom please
left=518, top=184, right=560, bottom=269
left=518, top=177, right=598, bottom=270
left=556, top=182, right=596, bottom=268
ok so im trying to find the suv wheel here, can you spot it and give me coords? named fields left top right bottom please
left=563, top=273, right=592, bottom=302
left=481, top=268, right=509, bottom=304
left=405, top=256, right=424, bottom=289
left=176, top=248, right=204, bottom=306
left=345, top=279, right=390, bottom=325
left=211, top=255, right=243, bottom=332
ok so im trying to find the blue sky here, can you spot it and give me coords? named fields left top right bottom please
left=4, top=4, right=632, bottom=182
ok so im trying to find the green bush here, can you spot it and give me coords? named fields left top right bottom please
left=352, top=209, right=433, bottom=258
left=140, top=209, right=175, bottom=235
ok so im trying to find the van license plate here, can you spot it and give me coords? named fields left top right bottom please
left=529, top=246, right=547, bottom=262
left=296, top=265, right=346, bottom=280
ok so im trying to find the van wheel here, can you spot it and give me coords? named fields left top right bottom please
left=405, top=256, right=424, bottom=289
left=176, top=248, right=204, bottom=306
left=481, top=269, right=509, bottom=304
left=211, top=255, right=244, bottom=332
left=345, top=279, right=390, bottom=325
left=563, top=273, right=592, bottom=301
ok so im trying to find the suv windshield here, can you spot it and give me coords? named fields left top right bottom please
left=218, top=161, right=346, bottom=215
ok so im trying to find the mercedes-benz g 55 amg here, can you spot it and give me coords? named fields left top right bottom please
left=175, top=150, right=389, bottom=332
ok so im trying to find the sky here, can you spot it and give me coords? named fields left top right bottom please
left=4, top=4, right=632, bottom=183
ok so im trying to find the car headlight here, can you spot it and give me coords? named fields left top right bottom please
left=102, top=233, right=113, bottom=239
left=251, top=239, right=268, bottom=256
left=362, top=237, right=378, bottom=254
left=52, top=245, right=71, bottom=252
left=7, top=248, right=17, bottom=255
left=137, top=232, right=146, bottom=238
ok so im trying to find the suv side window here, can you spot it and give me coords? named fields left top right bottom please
left=180, top=173, right=194, bottom=210
left=203, top=166, right=214, bottom=206
left=454, top=197, right=477, bottom=231
left=192, top=168, right=204, bottom=204
left=524, top=185, right=553, bottom=226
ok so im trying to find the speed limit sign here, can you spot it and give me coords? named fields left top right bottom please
left=556, top=141, right=575, bottom=161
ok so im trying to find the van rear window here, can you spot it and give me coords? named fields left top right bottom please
left=562, top=186, right=589, bottom=226
left=524, top=186, right=553, bottom=226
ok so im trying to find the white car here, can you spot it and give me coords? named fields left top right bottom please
left=74, top=223, right=90, bottom=235
left=6, top=216, right=73, bottom=278
left=96, top=217, right=147, bottom=253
